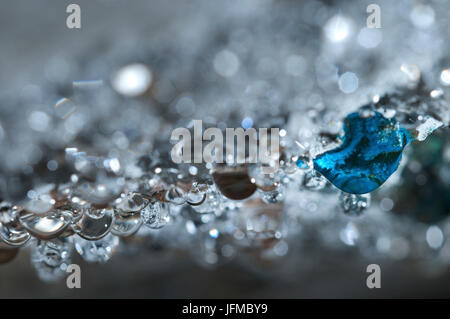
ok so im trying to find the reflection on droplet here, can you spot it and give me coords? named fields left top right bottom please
left=400, top=64, right=421, bottom=82
left=111, top=63, right=152, bottom=97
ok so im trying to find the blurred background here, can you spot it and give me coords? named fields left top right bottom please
left=0, top=0, right=449, bottom=298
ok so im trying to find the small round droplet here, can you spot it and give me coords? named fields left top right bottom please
left=31, top=238, right=72, bottom=282
left=141, top=201, right=171, bottom=229
left=74, top=233, right=119, bottom=263
left=339, top=192, right=371, bottom=216
left=115, top=192, right=148, bottom=215
left=302, top=170, right=327, bottom=190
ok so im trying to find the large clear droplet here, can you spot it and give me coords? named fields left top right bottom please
left=72, top=208, right=114, bottom=240
left=19, top=210, right=71, bottom=240
left=111, top=209, right=143, bottom=236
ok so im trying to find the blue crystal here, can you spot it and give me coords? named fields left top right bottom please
left=311, top=111, right=415, bottom=194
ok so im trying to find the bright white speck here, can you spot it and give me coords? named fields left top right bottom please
left=440, top=69, right=450, bottom=86
left=209, top=228, right=219, bottom=239
left=338, top=72, right=358, bottom=94
left=111, top=63, right=152, bottom=97
left=189, top=166, right=198, bottom=175
left=340, top=223, right=359, bottom=246
left=324, top=15, right=352, bottom=43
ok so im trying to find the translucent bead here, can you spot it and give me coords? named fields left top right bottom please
left=74, top=233, right=119, bottom=263
left=191, top=188, right=222, bottom=214
left=339, top=192, right=371, bottom=216
left=111, top=210, right=142, bottom=236
left=0, top=202, right=30, bottom=247
left=261, top=188, right=284, bottom=204
left=19, top=210, right=71, bottom=240
left=31, top=238, right=72, bottom=282
left=114, top=192, right=148, bottom=215
left=72, top=208, right=114, bottom=240
left=141, top=201, right=171, bottom=229
left=302, top=170, right=327, bottom=190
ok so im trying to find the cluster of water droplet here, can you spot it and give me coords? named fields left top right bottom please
left=0, top=0, right=449, bottom=281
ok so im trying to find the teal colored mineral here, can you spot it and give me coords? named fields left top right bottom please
left=311, top=111, right=415, bottom=194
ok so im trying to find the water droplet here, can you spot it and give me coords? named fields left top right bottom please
left=165, top=186, right=186, bottom=205
left=31, top=238, right=72, bottom=282
left=192, top=188, right=222, bottom=214
left=74, top=233, right=119, bottom=263
left=72, top=208, right=114, bottom=240
left=261, top=188, right=284, bottom=204
left=111, top=210, right=142, bottom=237
left=19, top=210, right=71, bottom=240
left=141, top=201, right=171, bottom=229
left=302, top=170, right=327, bottom=190
left=0, top=203, right=30, bottom=247
left=339, top=192, right=371, bottom=216
left=213, top=166, right=257, bottom=200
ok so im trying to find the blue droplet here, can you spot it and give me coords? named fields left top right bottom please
left=313, top=111, right=415, bottom=194
left=241, top=117, right=253, bottom=129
